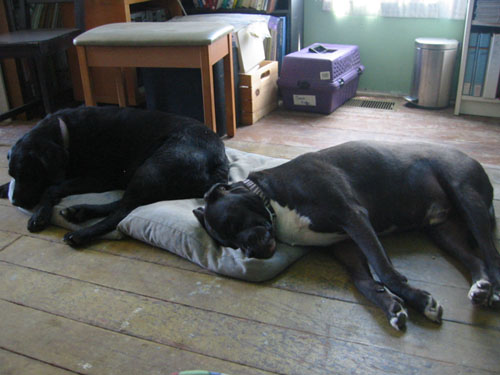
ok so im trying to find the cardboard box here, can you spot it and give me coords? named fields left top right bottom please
left=239, top=60, right=278, bottom=125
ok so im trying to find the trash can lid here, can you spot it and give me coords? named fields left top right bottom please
left=415, top=37, right=459, bottom=50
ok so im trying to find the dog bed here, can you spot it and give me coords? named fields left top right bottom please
left=40, top=148, right=310, bottom=282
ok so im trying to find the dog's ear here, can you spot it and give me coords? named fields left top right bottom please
left=203, top=183, right=231, bottom=203
left=37, top=142, right=68, bottom=183
left=193, top=207, right=207, bottom=229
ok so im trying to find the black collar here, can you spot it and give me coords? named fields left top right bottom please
left=242, top=178, right=276, bottom=226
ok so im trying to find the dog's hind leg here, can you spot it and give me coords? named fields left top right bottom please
left=427, top=210, right=499, bottom=307
left=438, top=167, right=500, bottom=306
left=334, top=247, right=408, bottom=331
left=61, top=200, right=121, bottom=223
left=342, top=209, right=443, bottom=324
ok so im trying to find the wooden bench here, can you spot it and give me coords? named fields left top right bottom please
left=73, top=21, right=236, bottom=136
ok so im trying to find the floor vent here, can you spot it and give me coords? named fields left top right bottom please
left=345, top=99, right=396, bottom=110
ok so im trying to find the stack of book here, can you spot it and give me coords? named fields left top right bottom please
left=30, top=2, right=62, bottom=28
left=462, top=32, right=500, bottom=99
left=474, top=0, right=500, bottom=24
left=131, top=7, right=168, bottom=22
left=192, top=0, right=277, bottom=12
left=171, top=13, right=286, bottom=69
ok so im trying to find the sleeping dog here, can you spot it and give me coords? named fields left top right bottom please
left=194, top=140, right=500, bottom=330
left=0, top=106, right=229, bottom=246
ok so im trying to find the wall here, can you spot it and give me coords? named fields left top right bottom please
left=303, top=1, right=465, bottom=96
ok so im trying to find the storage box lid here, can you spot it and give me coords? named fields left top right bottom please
left=279, top=43, right=362, bottom=84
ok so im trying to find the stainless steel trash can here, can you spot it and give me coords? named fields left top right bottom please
left=405, top=37, right=459, bottom=108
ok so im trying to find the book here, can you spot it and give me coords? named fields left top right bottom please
left=277, top=16, right=286, bottom=71
left=0, top=65, right=9, bottom=114
left=30, top=3, right=43, bottom=29
left=483, top=33, right=500, bottom=98
left=471, top=32, right=491, bottom=97
left=266, top=15, right=279, bottom=61
left=267, top=0, right=277, bottom=13
left=463, top=32, right=479, bottom=95
left=474, top=0, right=500, bottom=24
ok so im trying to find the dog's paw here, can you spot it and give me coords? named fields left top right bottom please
left=388, top=301, right=408, bottom=331
left=27, top=213, right=50, bottom=232
left=423, top=295, right=443, bottom=324
left=490, top=287, right=500, bottom=308
left=468, top=279, right=492, bottom=306
left=63, top=231, right=87, bottom=248
left=60, top=206, right=88, bottom=224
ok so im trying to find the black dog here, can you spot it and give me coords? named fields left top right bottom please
left=0, top=106, right=229, bottom=246
left=194, top=140, right=499, bottom=330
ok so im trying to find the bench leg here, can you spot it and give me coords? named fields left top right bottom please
left=200, top=46, right=217, bottom=134
left=76, top=46, right=96, bottom=106
left=114, top=68, right=127, bottom=107
left=223, top=34, right=236, bottom=137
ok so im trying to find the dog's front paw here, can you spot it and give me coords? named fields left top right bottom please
left=27, top=212, right=50, bottom=232
left=490, top=287, right=500, bottom=308
left=468, top=279, right=492, bottom=306
left=63, top=231, right=87, bottom=248
left=60, top=205, right=88, bottom=223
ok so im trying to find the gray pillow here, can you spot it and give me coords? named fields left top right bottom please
left=118, top=148, right=310, bottom=282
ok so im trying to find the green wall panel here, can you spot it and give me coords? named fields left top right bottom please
left=304, top=1, right=465, bottom=96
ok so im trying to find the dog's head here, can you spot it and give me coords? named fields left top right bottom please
left=193, top=182, right=277, bottom=259
left=7, top=117, right=69, bottom=209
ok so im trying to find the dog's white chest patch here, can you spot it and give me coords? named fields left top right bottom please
left=7, top=179, right=15, bottom=203
left=270, top=200, right=348, bottom=246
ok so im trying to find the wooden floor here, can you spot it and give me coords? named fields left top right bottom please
left=1, top=97, right=500, bottom=375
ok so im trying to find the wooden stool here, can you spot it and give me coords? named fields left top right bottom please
left=73, top=22, right=236, bottom=137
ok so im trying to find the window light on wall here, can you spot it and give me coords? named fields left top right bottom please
left=321, top=0, right=467, bottom=19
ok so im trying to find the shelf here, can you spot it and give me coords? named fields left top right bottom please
left=461, top=95, right=500, bottom=103
left=455, top=96, right=500, bottom=117
left=454, top=0, right=500, bottom=118
left=471, top=21, right=500, bottom=27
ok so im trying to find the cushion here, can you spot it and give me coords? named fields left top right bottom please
left=20, top=148, right=309, bottom=282
left=73, top=22, right=234, bottom=47
left=54, top=191, right=125, bottom=240
left=118, top=148, right=310, bottom=282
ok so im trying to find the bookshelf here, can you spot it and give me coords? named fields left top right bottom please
left=454, top=0, right=500, bottom=117
left=181, top=0, right=304, bottom=53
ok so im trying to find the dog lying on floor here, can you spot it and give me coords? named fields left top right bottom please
left=194, top=140, right=500, bottom=330
left=0, top=106, right=229, bottom=246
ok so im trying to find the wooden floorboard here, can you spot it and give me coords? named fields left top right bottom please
left=1, top=97, right=500, bottom=374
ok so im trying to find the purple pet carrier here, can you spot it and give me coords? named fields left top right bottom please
left=278, top=43, right=364, bottom=114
